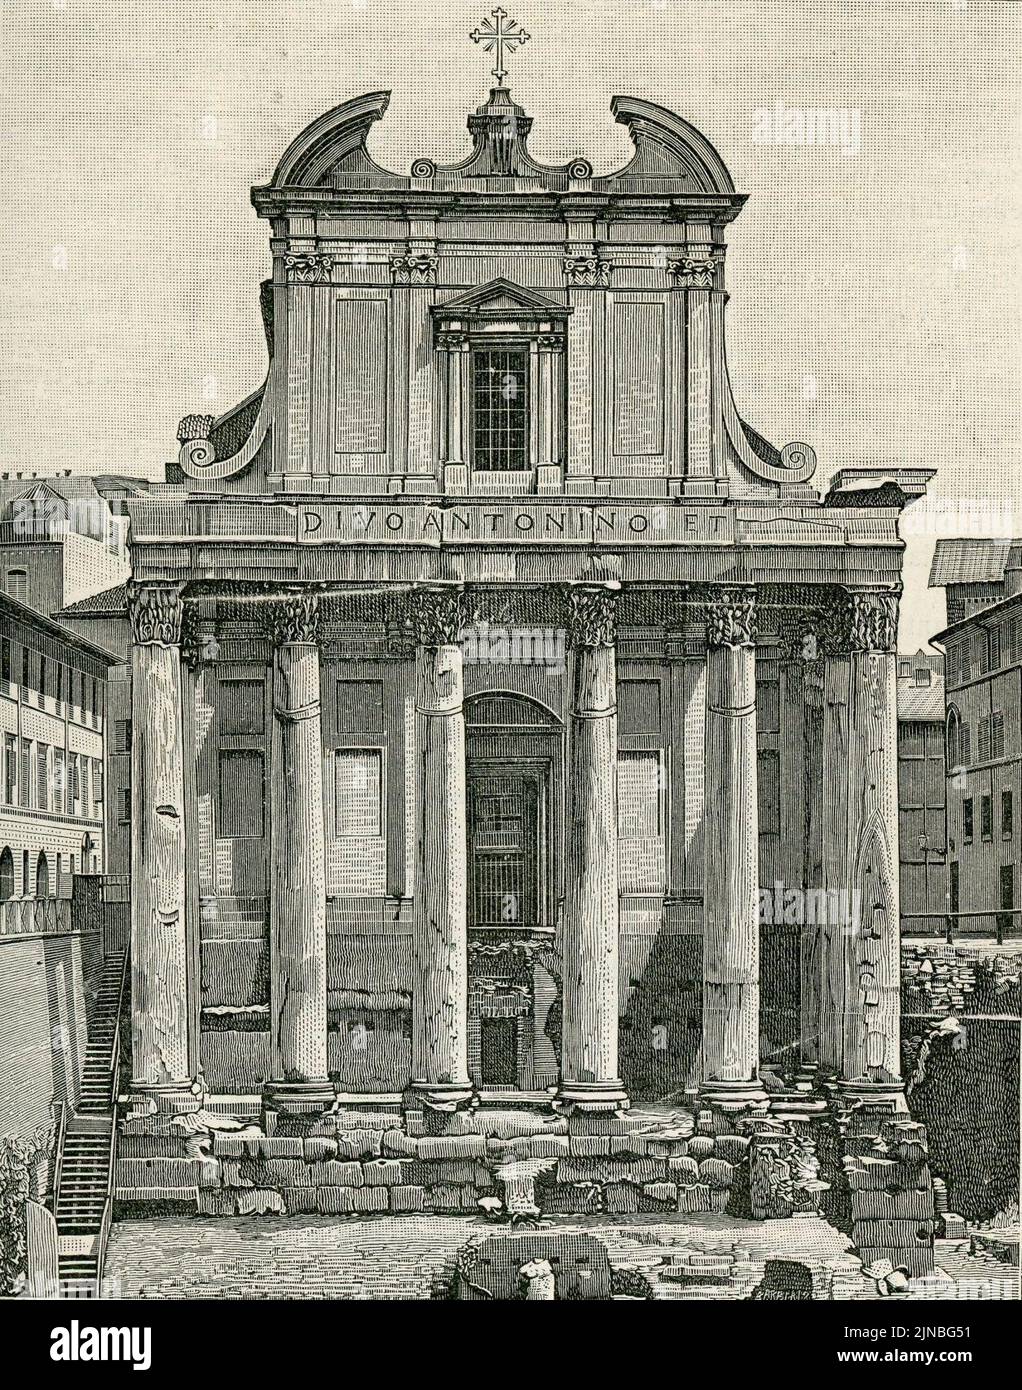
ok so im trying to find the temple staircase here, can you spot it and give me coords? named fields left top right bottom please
left=53, top=949, right=127, bottom=1297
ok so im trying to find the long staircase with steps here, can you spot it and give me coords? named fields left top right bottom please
left=53, top=949, right=127, bottom=1297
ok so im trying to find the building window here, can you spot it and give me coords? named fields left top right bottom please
left=1002, top=789, right=1013, bottom=839
left=946, top=707, right=961, bottom=768
left=913, top=668, right=931, bottom=687
left=5, top=570, right=28, bottom=603
left=978, top=715, right=991, bottom=763
left=20, top=739, right=31, bottom=809
left=334, top=749, right=383, bottom=836
left=471, top=348, right=529, bottom=470
left=36, top=743, right=49, bottom=811
left=991, top=710, right=1005, bottom=760
left=93, top=757, right=103, bottom=806
left=898, top=660, right=911, bottom=678
left=3, top=735, right=15, bottom=804
left=53, top=748, right=64, bottom=806
left=998, top=864, right=1015, bottom=942
left=981, top=794, right=993, bottom=841
left=989, top=625, right=1002, bottom=670
left=949, top=861, right=959, bottom=918
left=119, top=787, right=132, bottom=825
left=0, top=848, right=13, bottom=903
left=963, top=797, right=973, bottom=843
left=218, top=750, right=265, bottom=837
left=113, top=719, right=132, bottom=755
left=35, top=853, right=49, bottom=899
left=0, top=638, right=9, bottom=684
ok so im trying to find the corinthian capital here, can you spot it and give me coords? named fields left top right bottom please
left=408, top=586, right=466, bottom=647
left=127, top=582, right=183, bottom=647
left=270, top=593, right=320, bottom=646
left=565, top=585, right=617, bottom=649
left=705, top=586, right=757, bottom=648
left=848, top=589, right=899, bottom=654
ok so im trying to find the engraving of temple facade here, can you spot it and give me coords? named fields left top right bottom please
left=123, top=81, right=935, bottom=1121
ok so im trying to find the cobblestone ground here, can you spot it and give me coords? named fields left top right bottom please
left=101, top=1212, right=1020, bottom=1300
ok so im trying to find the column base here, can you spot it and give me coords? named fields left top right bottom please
left=699, top=1080, right=770, bottom=1113
left=128, top=1082, right=203, bottom=1115
left=555, top=1080, right=630, bottom=1112
left=407, top=1081, right=474, bottom=1113
left=829, top=1079, right=908, bottom=1112
left=263, top=1080, right=336, bottom=1115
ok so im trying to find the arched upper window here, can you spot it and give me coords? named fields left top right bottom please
left=35, top=852, right=50, bottom=899
left=5, top=569, right=28, bottom=603
left=946, top=706, right=962, bottom=769
left=0, top=848, right=13, bottom=902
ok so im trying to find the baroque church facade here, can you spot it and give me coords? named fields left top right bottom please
left=124, top=80, right=931, bottom=1123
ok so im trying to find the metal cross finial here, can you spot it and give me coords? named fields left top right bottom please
left=470, top=8, right=530, bottom=86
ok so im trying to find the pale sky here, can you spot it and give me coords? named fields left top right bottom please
left=1, top=0, right=1019, bottom=648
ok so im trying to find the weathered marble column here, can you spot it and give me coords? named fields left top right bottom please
left=409, top=585, right=472, bottom=1109
left=558, top=584, right=628, bottom=1111
left=819, top=588, right=905, bottom=1105
left=128, top=582, right=196, bottom=1107
left=265, top=593, right=333, bottom=1113
left=700, top=586, right=767, bottom=1107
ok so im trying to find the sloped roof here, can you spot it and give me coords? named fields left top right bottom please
left=897, top=673, right=946, bottom=722
left=55, top=580, right=130, bottom=616
left=929, top=538, right=1017, bottom=586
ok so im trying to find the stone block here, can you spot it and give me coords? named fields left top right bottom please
left=197, top=1158, right=223, bottom=1189
left=262, top=1158, right=312, bottom=1187
left=676, top=1183, right=711, bottom=1214
left=545, top=1183, right=603, bottom=1214
left=687, top=1136, right=714, bottom=1160
left=646, top=1139, right=688, bottom=1158
left=282, top=1186, right=318, bottom=1215
left=641, top=1182, right=678, bottom=1209
left=424, top=1184, right=465, bottom=1212
left=566, top=1111, right=643, bottom=1136
left=845, top=1157, right=929, bottom=1191
left=349, top=1186, right=389, bottom=1214
left=211, top=1135, right=248, bottom=1159
left=362, top=1159, right=407, bottom=1186
left=568, top=1135, right=611, bottom=1157
left=603, top=1183, right=641, bottom=1214
left=713, top=1135, right=750, bottom=1165
left=707, top=1188, right=729, bottom=1213
left=852, top=1218, right=935, bottom=1249
left=851, top=1189, right=935, bottom=1223
left=407, top=1159, right=479, bottom=1187
left=333, top=1110, right=398, bottom=1132
left=381, top=1129, right=419, bottom=1158
left=609, top=1134, right=649, bottom=1157
left=317, top=1186, right=359, bottom=1215
left=556, top=1156, right=666, bottom=1186
left=389, top=1185, right=426, bottom=1213
left=668, top=1156, right=700, bottom=1185
left=310, top=1160, right=364, bottom=1187
left=118, top=1134, right=189, bottom=1159
left=415, top=1135, right=487, bottom=1161
left=334, top=1131, right=383, bottom=1161
left=197, top=1187, right=236, bottom=1216
left=116, top=1157, right=205, bottom=1190
left=941, top=1213, right=968, bottom=1240
left=254, top=1137, right=304, bottom=1158
left=493, top=1135, right=570, bottom=1159
left=303, top=1138, right=339, bottom=1163
left=236, top=1188, right=285, bottom=1216
left=698, top=1158, right=735, bottom=1190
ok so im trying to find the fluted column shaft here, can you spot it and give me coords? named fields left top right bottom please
left=701, top=586, right=766, bottom=1105
left=819, top=589, right=904, bottom=1102
left=128, top=582, right=195, bottom=1107
left=409, top=586, right=472, bottom=1109
left=266, top=593, right=333, bottom=1112
left=558, top=584, right=628, bottom=1110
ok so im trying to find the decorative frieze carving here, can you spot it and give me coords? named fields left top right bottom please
left=565, top=585, right=617, bottom=649
left=848, top=589, right=899, bottom=654
left=563, top=253, right=611, bottom=287
left=180, top=610, right=221, bottom=671
left=669, top=253, right=721, bottom=288
left=390, top=253, right=439, bottom=285
left=408, top=586, right=466, bottom=647
left=270, top=593, right=320, bottom=646
left=127, top=582, right=183, bottom=648
left=282, top=252, right=334, bottom=285
left=705, top=585, right=757, bottom=648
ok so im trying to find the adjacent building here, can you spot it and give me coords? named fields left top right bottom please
left=930, top=539, right=1022, bottom=939
left=896, top=650, right=947, bottom=936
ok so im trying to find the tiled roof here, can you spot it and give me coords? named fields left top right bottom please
left=55, top=580, right=130, bottom=615
left=929, top=538, right=1017, bottom=586
left=897, top=672, right=946, bottom=722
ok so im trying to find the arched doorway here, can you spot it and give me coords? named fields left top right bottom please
left=0, top=848, right=13, bottom=902
left=463, top=691, right=563, bottom=1093
left=35, top=852, right=50, bottom=899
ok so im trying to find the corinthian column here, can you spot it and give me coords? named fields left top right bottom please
left=409, top=585, right=472, bottom=1109
left=128, top=582, right=196, bottom=1108
left=819, top=588, right=904, bottom=1105
left=558, top=584, right=628, bottom=1111
left=701, top=585, right=767, bottom=1107
left=265, top=593, right=333, bottom=1113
